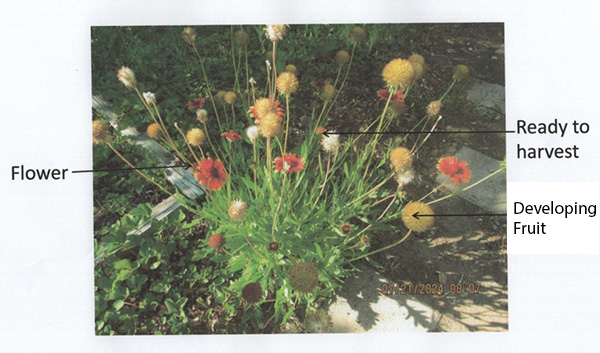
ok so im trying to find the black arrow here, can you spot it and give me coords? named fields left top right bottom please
left=322, top=129, right=515, bottom=137
left=412, top=212, right=507, bottom=220
left=72, top=163, right=191, bottom=174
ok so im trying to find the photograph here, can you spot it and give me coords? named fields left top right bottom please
left=91, top=23, right=507, bottom=334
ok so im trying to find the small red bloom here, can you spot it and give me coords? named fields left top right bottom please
left=437, top=156, right=471, bottom=185
left=311, top=80, right=329, bottom=89
left=221, top=130, right=243, bottom=141
left=341, top=224, right=352, bottom=234
left=187, top=98, right=206, bottom=109
left=273, top=154, right=305, bottom=173
left=269, top=241, right=279, bottom=251
left=361, top=236, right=370, bottom=245
left=377, top=89, right=405, bottom=101
left=208, top=233, right=226, bottom=251
left=193, top=158, right=228, bottom=190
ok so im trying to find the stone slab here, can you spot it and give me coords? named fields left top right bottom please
left=466, top=79, right=505, bottom=121
left=435, top=146, right=506, bottom=214
left=328, top=264, right=434, bottom=333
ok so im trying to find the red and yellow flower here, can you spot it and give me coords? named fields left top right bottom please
left=193, top=158, right=228, bottom=190
left=437, top=156, right=471, bottom=185
left=221, top=130, right=243, bottom=141
left=249, top=98, right=284, bottom=122
left=187, top=98, right=205, bottom=109
left=274, top=154, right=305, bottom=173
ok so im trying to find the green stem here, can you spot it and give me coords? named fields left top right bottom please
left=348, top=230, right=412, bottom=263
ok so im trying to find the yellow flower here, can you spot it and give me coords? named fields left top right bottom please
left=92, top=121, right=112, bottom=145
left=382, top=58, right=415, bottom=90
left=389, top=147, right=413, bottom=172
left=258, top=112, right=283, bottom=138
left=401, top=202, right=434, bottom=233
left=186, top=128, right=206, bottom=146
left=146, top=123, right=162, bottom=139
left=276, top=72, right=299, bottom=95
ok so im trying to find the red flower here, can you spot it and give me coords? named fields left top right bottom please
left=187, top=98, right=206, bottom=109
left=193, top=158, right=228, bottom=190
left=377, top=89, right=404, bottom=101
left=221, top=130, right=243, bottom=141
left=341, top=224, right=352, bottom=234
left=273, top=154, right=305, bottom=173
left=208, top=233, right=226, bottom=251
left=437, top=156, right=471, bottom=185
left=311, top=80, right=329, bottom=89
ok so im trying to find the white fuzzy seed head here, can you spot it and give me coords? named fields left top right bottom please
left=247, top=125, right=259, bottom=143
left=321, top=133, right=340, bottom=153
left=143, top=92, right=156, bottom=104
left=196, top=109, right=208, bottom=124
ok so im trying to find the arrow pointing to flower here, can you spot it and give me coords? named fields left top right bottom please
left=412, top=212, right=507, bottom=220
left=71, top=163, right=191, bottom=174
left=322, top=129, right=515, bottom=138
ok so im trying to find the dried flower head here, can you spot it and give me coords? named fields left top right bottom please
left=246, top=125, right=259, bottom=143
left=341, top=224, right=351, bottom=235
left=335, top=50, right=350, bottom=65
left=437, top=156, right=471, bottom=185
left=452, top=64, right=470, bottom=80
left=193, top=158, right=228, bottom=190
left=249, top=98, right=283, bottom=122
left=216, top=91, right=227, bottom=104
left=224, top=91, right=238, bottom=105
left=228, top=199, right=249, bottom=222
left=146, top=123, right=162, bottom=140
left=182, top=27, right=197, bottom=45
left=92, top=120, right=112, bottom=145
left=395, top=168, right=415, bottom=189
left=289, top=262, right=319, bottom=293
left=196, top=109, right=208, bottom=124
left=241, top=282, right=262, bottom=304
left=264, top=24, right=288, bottom=42
left=258, top=112, right=283, bottom=138
left=305, top=308, right=333, bottom=333
left=389, top=147, right=413, bottom=172
left=208, top=233, right=226, bottom=251
left=401, top=202, right=434, bottom=233
left=426, top=100, right=442, bottom=118
left=321, top=84, right=337, bottom=100
left=117, top=66, right=137, bottom=88
left=348, top=26, right=367, bottom=43
left=269, top=241, right=279, bottom=251
left=186, top=128, right=206, bottom=146
left=411, top=62, right=425, bottom=80
left=143, top=92, right=156, bottom=105
left=276, top=71, right=299, bottom=95
left=321, top=133, right=340, bottom=154
left=233, top=29, right=250, bottom=46
left=285, top=64, right=298, bottom=75
left=361, top=236, right=370, bottom=245
left=382, top=58, right=415, bottom=90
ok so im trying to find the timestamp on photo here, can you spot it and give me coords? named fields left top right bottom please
left=380, top=282, right=481, bottom=296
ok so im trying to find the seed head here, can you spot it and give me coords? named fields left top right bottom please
left=335, top=50, right=350, bottom=65
left=228, top=199, right=249, bottom=222
left=182, top=27, right=197, bottom=45
left=264, top=24, right=288, bottom=42
left=143, top=92, right=156, bottom=105
left=408, top=54, right=425, bottom=66
left=452, top=64, right=470, bottom=80
left=276, top=72, right=299, bottom=95
left=216, top=91, right=227, bottom=104
left=92, top=120, right=112, bottom=145
left=289, top=262, right=319, bottom=293
left=208, top=233, right=226, bottom=251
left=258, top=112, right=283, bottom=138
left=246, top=125, right=259, bottom=143
left=395, top=168, right=415, bottom=189
left=401, top=202, right=434, bottom=233
left=305, top=308, right=333, bottom=333
left=285, top=64, right=298, bottom=75
left=321, top=84, right=337, bottom=100
left=341, top=224, right=351, bottom=235
left=233, top=29, right=250, bottom=46
left=269, top=241, right=279, bottom=251
left=117, top=66, right=137, bottom=88
left=146, top=123, right=162, bottom=140
left=382, top=58, right=415, bottom=91
left=389, top=147, right=413, bottom=172
left=186, top=128, right=206, bottom=146
left=426, top=100, right=442, bottom=118
left=224, top=91, right=238, bottom=105
left=196, top=109, right=208, bottom=124
left=348, top=26, right=367, bottom=43
left=321, top=133, right=340, bottom=154
left=241, top=282, right=262, bottom=304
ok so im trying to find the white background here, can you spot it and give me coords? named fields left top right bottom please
left=1, top=0, right=599, bottom=352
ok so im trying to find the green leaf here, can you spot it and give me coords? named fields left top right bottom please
left=112, top=299, right=125, bottom=311
left=116, top=269, right=133, bottom=281
left=114, top=259, right=132, bottom=270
